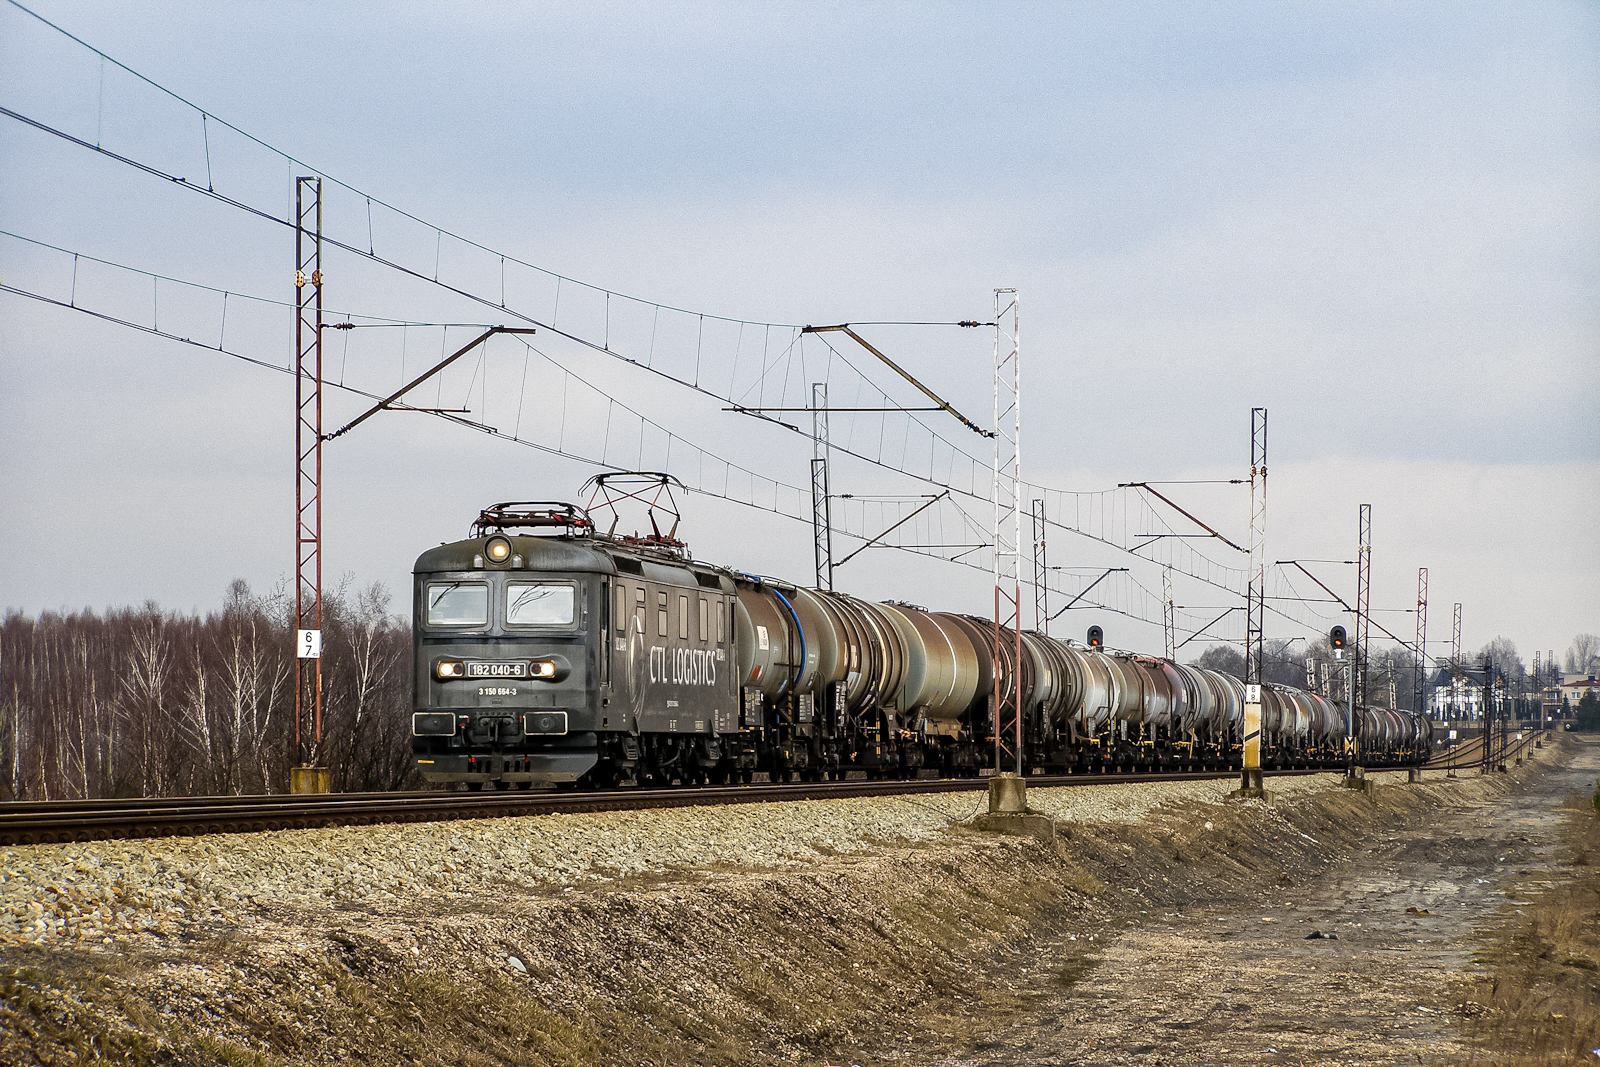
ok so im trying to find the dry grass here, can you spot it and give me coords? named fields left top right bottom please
left=1458, top=793, right=1600, bottom=1064
left=0, top=766, right=1563, bottom=1066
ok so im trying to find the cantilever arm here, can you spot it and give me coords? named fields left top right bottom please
left=323, top=326, right=536, bottom=440
left=1049, top=567, right=1129, bottom=622
left=802, top=324, right=992, bottom=438
left=834, top=491, right=950, bottom=567
left=1119, top=482, right=1247, bottom=554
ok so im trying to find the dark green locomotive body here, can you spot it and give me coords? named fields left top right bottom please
left=411, top=528, right=739, bottom=788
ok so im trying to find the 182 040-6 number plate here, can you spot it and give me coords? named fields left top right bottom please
left=467, top=661, right=528, bottom=678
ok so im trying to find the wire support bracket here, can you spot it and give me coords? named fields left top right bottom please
left=801, top=323, right=993, bottom=438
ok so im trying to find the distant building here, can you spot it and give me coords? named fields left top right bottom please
left=1560, top=674, right=1599, bottom=708
left=1430, top=666, right=1484, bottom=720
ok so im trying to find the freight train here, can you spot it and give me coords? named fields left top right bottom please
left=410, top=480, right=1432, bottom=789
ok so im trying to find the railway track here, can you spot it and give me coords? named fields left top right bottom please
left=0, top=767, right=1329, bottom=847
left=1422, top=734, right=1488, bottom=770
left=1421, top=728, right=1548, bottom=772
left=1420, top=727, right=1554, bottom=771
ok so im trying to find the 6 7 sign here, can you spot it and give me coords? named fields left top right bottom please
left=297, top=629, right=322, bottom=659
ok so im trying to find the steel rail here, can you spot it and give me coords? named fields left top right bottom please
left=0, top=768, right=1342, bottom=847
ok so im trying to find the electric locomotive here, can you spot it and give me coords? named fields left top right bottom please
left=410, top=489, right=739, bottom=789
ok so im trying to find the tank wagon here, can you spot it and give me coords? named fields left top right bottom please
left=410, top=488, right=1432, bottom=789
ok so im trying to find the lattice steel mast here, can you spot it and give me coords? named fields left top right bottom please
left=992, top=289, right=1022, bottom=776
left=1413, top=567, right=1428, bottom=714
left=811, top=382, right=833, bottom=591
left=1355, top=503, right=1372, bottom=708
left=293, top=177, right=324, bottom=769
left=1031, top=498, right=1048, bottom=635
left=1451, top=602, right=1464, bottom=718
left=1244, top=408, right=1267, bottom=684
left=1163, top=567, right=1176, bottom=661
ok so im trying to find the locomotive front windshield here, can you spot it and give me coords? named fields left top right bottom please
left=506, top=582, right=576, bottom=628
left=425, top=582, right=489, bottom=627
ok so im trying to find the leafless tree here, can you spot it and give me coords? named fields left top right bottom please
left=0, top=579, right=416, bottom=800
left=1567, top=634, right=1599, bottom=675
left=1191, top=644, right=1245, bottom=677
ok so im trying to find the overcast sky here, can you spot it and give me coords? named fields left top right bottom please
left=1, top=1, right=1595, bottom=666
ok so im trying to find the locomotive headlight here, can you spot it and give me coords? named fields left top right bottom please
left=526, top=656, right=570, bottom=681
left=435, top=658, right=466, bottom=679
left=485, top=536, right=512, bottom=564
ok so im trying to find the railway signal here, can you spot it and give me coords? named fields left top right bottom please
left=1087, top=625, right=1103, bottom=648
left=1330, top=624, right=1347, bottom=658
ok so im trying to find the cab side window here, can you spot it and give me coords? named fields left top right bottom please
left=634, top=587, right=646, bottom=634
left=698, top=597, right=708, bottom=643
left=657, top=590, right=668, bottom=637
left=678, top=595, right=690, bottom=640
left=615, top=583, right=627, bottom=634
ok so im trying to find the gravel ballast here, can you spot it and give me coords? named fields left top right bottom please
left=0, top=770, right=1417, bottom=945
left=0, top=759, right=1551, bottom=1066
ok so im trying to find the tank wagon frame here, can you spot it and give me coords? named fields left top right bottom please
left=410, top=497, right=1432, bottom=789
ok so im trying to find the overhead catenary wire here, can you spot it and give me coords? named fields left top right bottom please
left=0, top=13, right=1396, bottom=646
left=1, top=281, right=1321, bottom=640
left=4, top=226, right=1332, bottom=642
left=2, top=101, right=1270, bottom=613
left=1, top=0, right=798, bottom=333
left=8, top=273, right=1173, bottom=627
left=0, top=21, right=1240, bottom=567
left=0, top=229, right=488, bottom=328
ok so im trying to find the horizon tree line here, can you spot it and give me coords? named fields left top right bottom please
left=0, top=578, right=415, bottom=801
left=0, top=580, right=1593, bottom=800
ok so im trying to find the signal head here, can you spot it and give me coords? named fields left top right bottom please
left=1087, top=625, right=1104, bottom=648
left=1329, top=624, right=1347, bottom=649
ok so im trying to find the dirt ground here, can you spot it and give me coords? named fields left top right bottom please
left=1, top=740, right=1595, bottom=1066
left=894, top=738, right=1600, bottom=1067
